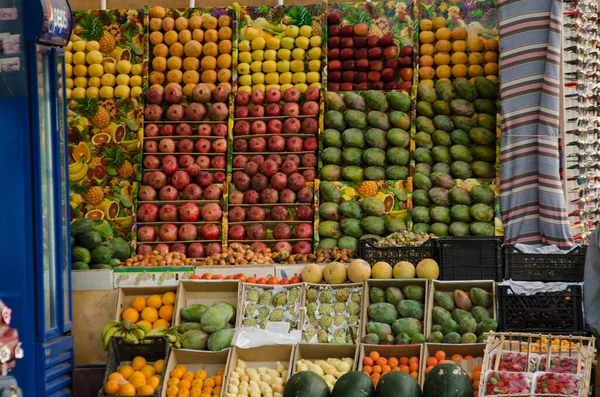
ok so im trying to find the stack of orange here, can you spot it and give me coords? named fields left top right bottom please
left=103, top=357, right=164, bottom=396
left=165, top=365, right=224, bottom=397
left=121, top=291, right=176, bottom=330
left=362, top=351, right=420, bottom=388
left=424, top=351, right=481, bottom=397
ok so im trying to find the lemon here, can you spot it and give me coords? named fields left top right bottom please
left=115, top=85, right=130, bottom=98
left=294, top=83, right=308, bottom=93
left=252, top=84, right=265, bottom=92
left=251, top=50, right=264, bottom=61
left=86, top=41, right=100, bottom=52
left=292, top=48, right=305, bottom=61
left=65, top=88, right=72, bottom=99
left=86, top=50, right=103, bottom=65
left=88, top=64, right=104, bottom=77
left=292, top=72, right=306, bottom=84
left=265, top=84, right=281, bottom=92
left=88, top=77, right=101, bottom=88
left=131, top=64, right=143, bottom=75
left=266, top=37, right=280, bottom=50
left=285, top=25, right=299, bottom=38
left=277, top=48, right=291, bottom=60
left=73, top=51, right=86, bottom=65
left=279, top=72, right=292, bottom=85
left=65, top=51, right=73, bottom=64
left=104, top=62, right=116, bottom=74
left=238, top=40, right=250, bottom=52
left=307, top=47, right=321, bottom=60
left=116, top=74, right=130, bottom=86
left=300, top=25, right=313, bottom=38
left=308, top=59, right=321, bottom=72
left=239, top=85, right=252, bottom=94
left=86, top=87, right=99, bottom=98
left=72, top=40, right=87, bottom=52
left=277, top=60, right=290, bottom=73
left=237, top=63, right=250, bottom=75
left=131, top=86, right=143, bottom=98
left=245, top=27, right=259, bottom=41
left=264, top=49, right=277, bottom=61
left=239, top=51, right=252, bottom=64
left=307, top=72, right=320, bottom=84
left=72, top=87, right=86, bottom=99
left=73, top=65, right=88, bottom=77
left=250, top=60, right=262, bottom=73
left=280, top=83, right=293, bottom=93
left=309, top=36, right=322, bottom=48
left=65, top=41, right=73, bottom=51
left=239, top=74, right=252, bottom=87
left=290, top=60, right=304, bottom=73
left=65, top=64, right=73, bottom=78
left=295, top=36, right=309, bottom=50
left=130, top=76, right=142, bottom=87
left=74, top=77, right=88, bottom=88
left=262, top=60, right=276, bottom=73
left=280, top=37, right=295, bottom=50
left=251, top=37, right=266, bottom=51
left=116, top=60, right=132, bottom=74
left=265, top=72, right=279, bottom=85
left=101, top=74, right=116, bottom=87
left=65, top=78, right=74, bottom=89
left=309, top=82, right=322, bottom=89
left=99, top=86, right=114, bottom=99
left=251, top=72, right=265, bottom=85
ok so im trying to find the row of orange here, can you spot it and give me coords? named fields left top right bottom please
left=188, top=272, right=301, bottom=285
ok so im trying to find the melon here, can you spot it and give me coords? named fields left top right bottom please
left=423, top=363, right=472, bottom=397
left=375, top=371, right=422, bottom=397
left=371, top=262, right=393, bottom=279
left=332, top=371, right=374, bottom=397
left=347, top=259, right=371, bottom=282
left=416, top=258, right=440, bottom=279
left=302, top=263, right=323, bottom=284
left=393, top=261, right=416, bottom=278
left=324, top=262, right=347, bottom=284
left=283, top=371, right=330, bottom=397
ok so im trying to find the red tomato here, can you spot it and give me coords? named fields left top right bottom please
left=290, top=276, right=301, bottom=284
left=189, top=275, right=201, bottom=280
left=246, top=276, right=257, bottom=284
left=257, top=277, right=268, bottom=284
left=234, top=273, right=247, bottom=282
left=279, top=278, right=289, bottom=285
left=225, top=275, right=234, bottom=280
left=267, top=276, right=278, bottom=285
left=213, top=274, right=224, bottom=280
left=201, top=273, right=212, bottom=280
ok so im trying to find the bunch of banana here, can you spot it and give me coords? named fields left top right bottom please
left=69, top=157, right=89, bottom=182
left=101, top=320, right=146, bottom=350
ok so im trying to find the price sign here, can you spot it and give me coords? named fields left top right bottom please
left=0, top=8, right=17, bottom=21
left=39, top=0, right=71, bottom=45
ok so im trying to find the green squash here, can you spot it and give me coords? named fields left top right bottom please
left=423, top=363, right=473, bottom=397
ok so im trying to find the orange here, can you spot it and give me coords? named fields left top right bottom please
left=153, top=318, right=170, bottom=328
left=400, top=365, right=410, bottom=374
left=363, top=366, right=373, bottom=375
left=434, top=351, right=446, bottom=361
left=436, top=65, right=451, bottom=78
left=382, top=365, right=391, bottom=374
left=162, top=291, right=176, bottom=305
left=122, top=308, right=139, bottom=323
left=439, top=359, right=452, bottom=364
left=190, top=389, right=202, bottom=397
left=218, top=68, right=232, bottom=83
left=167, top=70, right=183, bottom=84
left=175, top=16, right=189, bottom=31
left=485, top=38, right=499, bottom=51
left=201, top=70, right=217, bottom=84
left=175, top=365, right=187, bottom=373
left=419, top=31, right=435, bottom=44
left=148, top=375, right=161, bottom=389
left=183, top=372, right=194, bottom=382
left=420, top=44, right=434, bottom=56
left=179, top=379, right=192, bottom=390
left=184, top=41, right=203, bottom=58
left=426, top=365, right=434, bottom=374
left=420, top=55, right=434, bottom=67
left=420, top=19, right=433, bottom=31
left=452, top=27, right=467, bottom=40
left=451, top=354, right=464, bottom=361
left=149, top=71, right=165, bottom=86
left=468, top=52, right=484, bottom=65
left=363, top=357, right=374, bottom=367
left=138, top=385, right=155, bottom=395
left=217, top=54, right=232, bottom=69
left=370, top=373, right=380, bottom=381
left=203, top=378, right=215, bottom=389
left=193, top=29, right=204, bottom=43
left=218, top=15, right=231, bottom=27
left=436, top=27, right=451, bottom=40
left=484, top=51, right=498, bottom=63
left=151, top=57, right=167, bottom=73
left=118, top=383, right=136, bottom=396
left=119, top=365, right=135, bottom=380
left=129, top=371, right=146, bottom=389
left=166, top=386, right=179, bottom=397
left=131, top=296, right=147, bottom=312
left=141, top=307, right=159, bottom=323
left=183, top=57, right=200, bottom=71
left=179, top=30, right=192, bottom=44
left=103, top=380, right=120, bottom=396
left=203, top=42, right=218, bottom=57
left=214, top=385, right=222, bottom=395
left=141, top=364, right=156, bottom=379
left=189, top=15, right=202, bottom=29
left=149, top=31, right=163, bottom=45
left=167, top=57, right=183, bottom=71
left=204, top=29, right=219, bottom=43
left=452, top=40, right=467, bottom=52
left=108, top=372, right=125, bottom=382
left=201, top=56, right=217, bottom=70
left=473, top=371, right=481, bottom=382
left=435, top=40, right=452, bottom=53
left=409, top=362, right=419, bottom=372
left=178, top=390, right=190, bottom=397
left=433, top=16, right=447, bottom=30
left=372, top=365, right=382, bottom=374
left=192, top=379, right=203, bottom=388
left=369, top=351, right=380, bottom=361
left=468, top=37, right=484, bottom=52
left=451, top=52, right=467, bottom=65
left=468, top=65, right=483, bottom=78
left=426, top=357, right=438, bottom=367
left=419, top=66, right=435, bottom=80
left=170, top=42, right=184, bottom=57
left=154, top=359, right=165, bottom=374
left=132, top=357, right=147, bottom=371
left=464, top=355, right=474, bottom=361
left=219, top=27, right=232, bottom=40
left=136, top=320, right=153, bottom=329
left=153, top=43, right=169, bottom=57
left=194, top=370, right=207, bottom=380
left=214, top=375, right=223, bottom=386
left=433, top=53, right=450, bottom=65
left=159, top=304, right=174, bottom=321
left=388, top=357, right=399, bottom=368
left=164, top=31, right=179, bottom=46
left=400, top=357, right=409, bottom=366
left=484, top=62, right=499, bottom=76
left=375, top=357, right=387, bottom=367
left=168, top=378, right=180, bottom=387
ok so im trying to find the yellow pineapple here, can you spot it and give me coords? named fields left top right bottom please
left=83, top=186, right=104, bottom=205
left=75, top=98, right=110, bottom=129
left=357, top=181, right=378, bottom=197
left=118, top=160, right=134, bottom=178
left=79, top=13, right=115, bottom=53
left=103, top=146, right=133, bottom=178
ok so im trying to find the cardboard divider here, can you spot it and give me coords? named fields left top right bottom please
left=362, top=279, right=429, bottom=341
left=292, top=343, right=359, bottom=373
left=114, top=286, right=178, bottom=322
left=420, top=343, right=485, bottom=386
left=174, top=280, right=241, bottom=326
left=358, top=343, right=425, bottom=385
left=194, top=265, right=276, bottom=278
left=426, top=280, right=496, bottom=337
left=239, top=282, right=306, bottom=330
left=160, top=348, right=231, bottom=397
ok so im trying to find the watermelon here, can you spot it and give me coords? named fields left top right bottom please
left=70, top=218, right=92, bottom=236
left=72, top=262, right=89, bottom=270
left=375, top=371, right=422, bottom=397
left=78, top=231, right=103, bottom=250
left=91, top=219, right=114, bottom=240
left=332, top=371, right=374, bottom=397
left=72, top=246, right=91, bottom=263
left=423, top=363, right=472, bottom=397
left=283, top=371, right=330, bottom=397
left=108, top=237, right=131, bottom=261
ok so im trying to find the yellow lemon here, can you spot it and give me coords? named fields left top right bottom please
left=88, top=64, right=104, bottom=77
left=238, top=40, right=250, bottom=52
left=104, top=62, right=116, bottom=74
left=251, top=37, right=266, bottom=51
left=101, top=74, right=116, bottom=87
left=71, top=87, right=86, bottom=99
left=99, top=86, right=114, bottom=99
left=116, top=74, right=130, bottom=86
left=65, top=78, right=74, bottom=89
left=73, top=51, right=86, bottom=65
left=88, top=77, right=101, bottom=88
left=245, top=27, right=259, bottom=41
left=86, top=41, right=100, bottom=51
left=131, top=64, right=143, bottom=75
left=130, top=76, right=142, bottom=87
left=86, top=87, right=99, bottom=98
left=85, top=50, right=103, bottom=65
left=131, top=86, right=143, bottom=98
left=73, top=65, right=87, bottom=77
left=72, top=40, right=87, bottom=52
left=300, top=25, right=313, bottom=37
left=238, top=75, right=252, bottom=87
left=65, top=51, right=72, bottom=64
left=116, top=60, right=132, bottom=75
left=74, top=77, right=88, bottom=88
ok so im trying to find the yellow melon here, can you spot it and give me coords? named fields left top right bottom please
left=393, top=261, right=416, bottom=279
left=371, top=262, right=393, bottom=279
left=347, top=259, right=371, bottom=283
left=301, top=264, right=323, bottom=284
left=416, top=258, right=440, bottom=279
left=323, top=262, right=347, bottom=284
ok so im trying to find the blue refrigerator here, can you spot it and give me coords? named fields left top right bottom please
left=0, top=0, right=74, bottom=394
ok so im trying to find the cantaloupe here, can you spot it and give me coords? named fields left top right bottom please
left=347, top=259, right=371, bottom=282
left=324, top=262, right=347, bottom=284
left=393, top=261, right=416, bottom=278
left=416, top=259, right=440, bottom=279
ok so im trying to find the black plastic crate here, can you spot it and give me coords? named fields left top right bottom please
left=359, top=238, right=439, bottom=265
left=438, top=237, right=503, bottom=281
left=98, top=336, right=169, bottom=397
left=504, top=245, right=586, bottom=282
left=497, top=284, right=585, bottom=333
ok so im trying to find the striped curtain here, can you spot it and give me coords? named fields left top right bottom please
left=498, top=0, right=574, bottom=247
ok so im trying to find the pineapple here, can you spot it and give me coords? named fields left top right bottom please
left=83, top=186, right=105, bottom=205
left=75, top=98, right=110, bottom=129
left=88, top=156, right=102, bottom=169
left=357, top=181, right=378, bottom=198
left=103, top=146, right=133, bottom=178
left=79, top=13, right=115, bottom=53
left=285, top=5, right=314, bottom=32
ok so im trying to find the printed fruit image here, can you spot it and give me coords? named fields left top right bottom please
left=70, top=218, right=131, bottom=270
left=241, top=285, right=301, bottom=329
left=302, top=284, right=363, bottom=344
left=120, top=292, right=176, bottom=330
left=428, top=285, right=497, bottom=344
left=68, top=10, right=146, bottom=99
left=101, top=356, right=163, bottom=396
left=361, top=350, right=420, bottom=388
left=362, top=283, right=426, bottom=345
left=322, top=91, right=412, bottom=181
left=294, top=357, right=354, bottom=391
left=164, top=365, right=225, bottom=397
left=327, top=10, right=413, bottom=91
left=237, top=5, right=324, bottom=93
left=410, top=177, right=496, bottom=237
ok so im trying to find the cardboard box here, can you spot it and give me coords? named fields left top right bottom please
left=362, top=279, right=429, bottom=342
left=195, top=265, right=277, bottom=278
left=426, top=280, right=496, bottom=337
left=174, top=280, right=241, bottom=326
left=420, top=343, right=485, bottom=386
left=303, top=283, right=364, bottom=344
left=239, top=283, right=305, bottom=330
left=292, top=343, right=359, bottom=373
left=358, top=343, right=425, bottom=384
left=72, top=269, right=113, bottom=290
left=224, top=345, right=295, bottom=395
left=113, top=267, right=195, bottom=288
left=160, top=348, right=231, bottom=397
left=114, top=286, right=177, bottom=322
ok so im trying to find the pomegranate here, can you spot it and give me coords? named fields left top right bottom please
left=198, top=124, right=212, bottom=136
left=212, top=139, right=228, bottom=153
left=195, top=138, right=212, bottom=153
left=138, top=185, right=157, bottom=201
left=229, top=190, right=244, bottom=204
left=158, top=224, right=178, bottom=241
left=195, top=155, right=210, bottom=169
left=178, top=138, right=195, bottom=153
left=137, top=204, right=159, bottom=222
left=296, top=206, right=314, bottom=221
left=200, top=224, right=220, bottom=240
left=178, top=155, right=195, bottom=169
left=159, top=204, right=179, bottom=221
left=186, top=164, right=201, bottom=178
left=228, top=225, right=246, bottom=240
left=228, top=206, right=246, bottom=222
left=296, top=223, right=314, bottom=238
left=273, top=223, right=292, bottom=239
left=260, top=188, right=279, bottom=204
left=176, top=123, right=193, bottom=136
left=270, top=173, right=288, bottom=191
left=171, top=170, right=191, bottom=191
left=143, top=155, right=161, bottom=170
left=279, top=189, right=296, bottom=204
left=161, top=155, right=179, bottom=176
left=170, top=243, right=187, bottom=254
left=205, top=243, right=221, bottom=256
left=246, top=224, right=266, bottom=240
left=159, top=124, right=175, bottom=136
left=196, top=171, right=214, bottom=188
left=144, top=140, right=158, bottom=153
left=233, top=155, right=248, bottom=169
left=293, top=241, right=313, bottom=254
left=281, top=160, right=298, bottom=176
left=274, top=241, right=293, bottom=253
left=137, top=244, right=153, bottom=254
left=137, top=226, right=157, bottom=242
left=182, top=184, right=202, bottom=200
left=178, top=223, right=198, bottom=241
left=148, top=171, right=168, bottom=190
left=201, top=203, right=222, bottom=222
left=244, top=190, right=260, bottom=204
left=159, top=138, right=176, bottom=153
left=211, top=156, right=226, bottom=169
left=187, top=243, right=205, bottom=258
left=155, top=243, right=170, bottom=253
left=270, top=206, right=290, bottom=221
left=146, top=124, right=159, bottom=137
left=159, top=185, right=179, bottom=201
left=213, top=124, right=227, bottom=137
left=247, top=206, right=266, bottom=221
left=203, top=184, right=223, bottom=200
left=179, top=202, right=201, bottom=222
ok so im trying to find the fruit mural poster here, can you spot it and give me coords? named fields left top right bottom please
left=67, top=9, right=147, bottom=242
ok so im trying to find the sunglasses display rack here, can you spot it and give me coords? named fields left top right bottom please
left=563, top=0, right=600, bottom=244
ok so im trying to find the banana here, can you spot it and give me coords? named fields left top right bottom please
left=167, top=334, right=177, bottom=343
left=136, top=323, right=151, bottom=334
left=114, top=330, right=124, bottom=337
left=145, top=326, right=168, bottom=337
left=68, top=157, right=85, bottom=173
left=134, top=328, right=146, bottom=340
left=69, top=160, right=88, bottom=182
left=175, top=342, right=181, bottom=349
left=101, top=320, right=121, bottom=340
left=124, top=332, right=138, bottom=344
left=103, top=326, right=121, bottom=350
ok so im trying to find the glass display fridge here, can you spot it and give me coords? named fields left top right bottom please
left=0, top=0, right=73, bottom=394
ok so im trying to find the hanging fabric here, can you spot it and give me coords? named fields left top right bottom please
left=498, top=0, right=574, bottom=247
